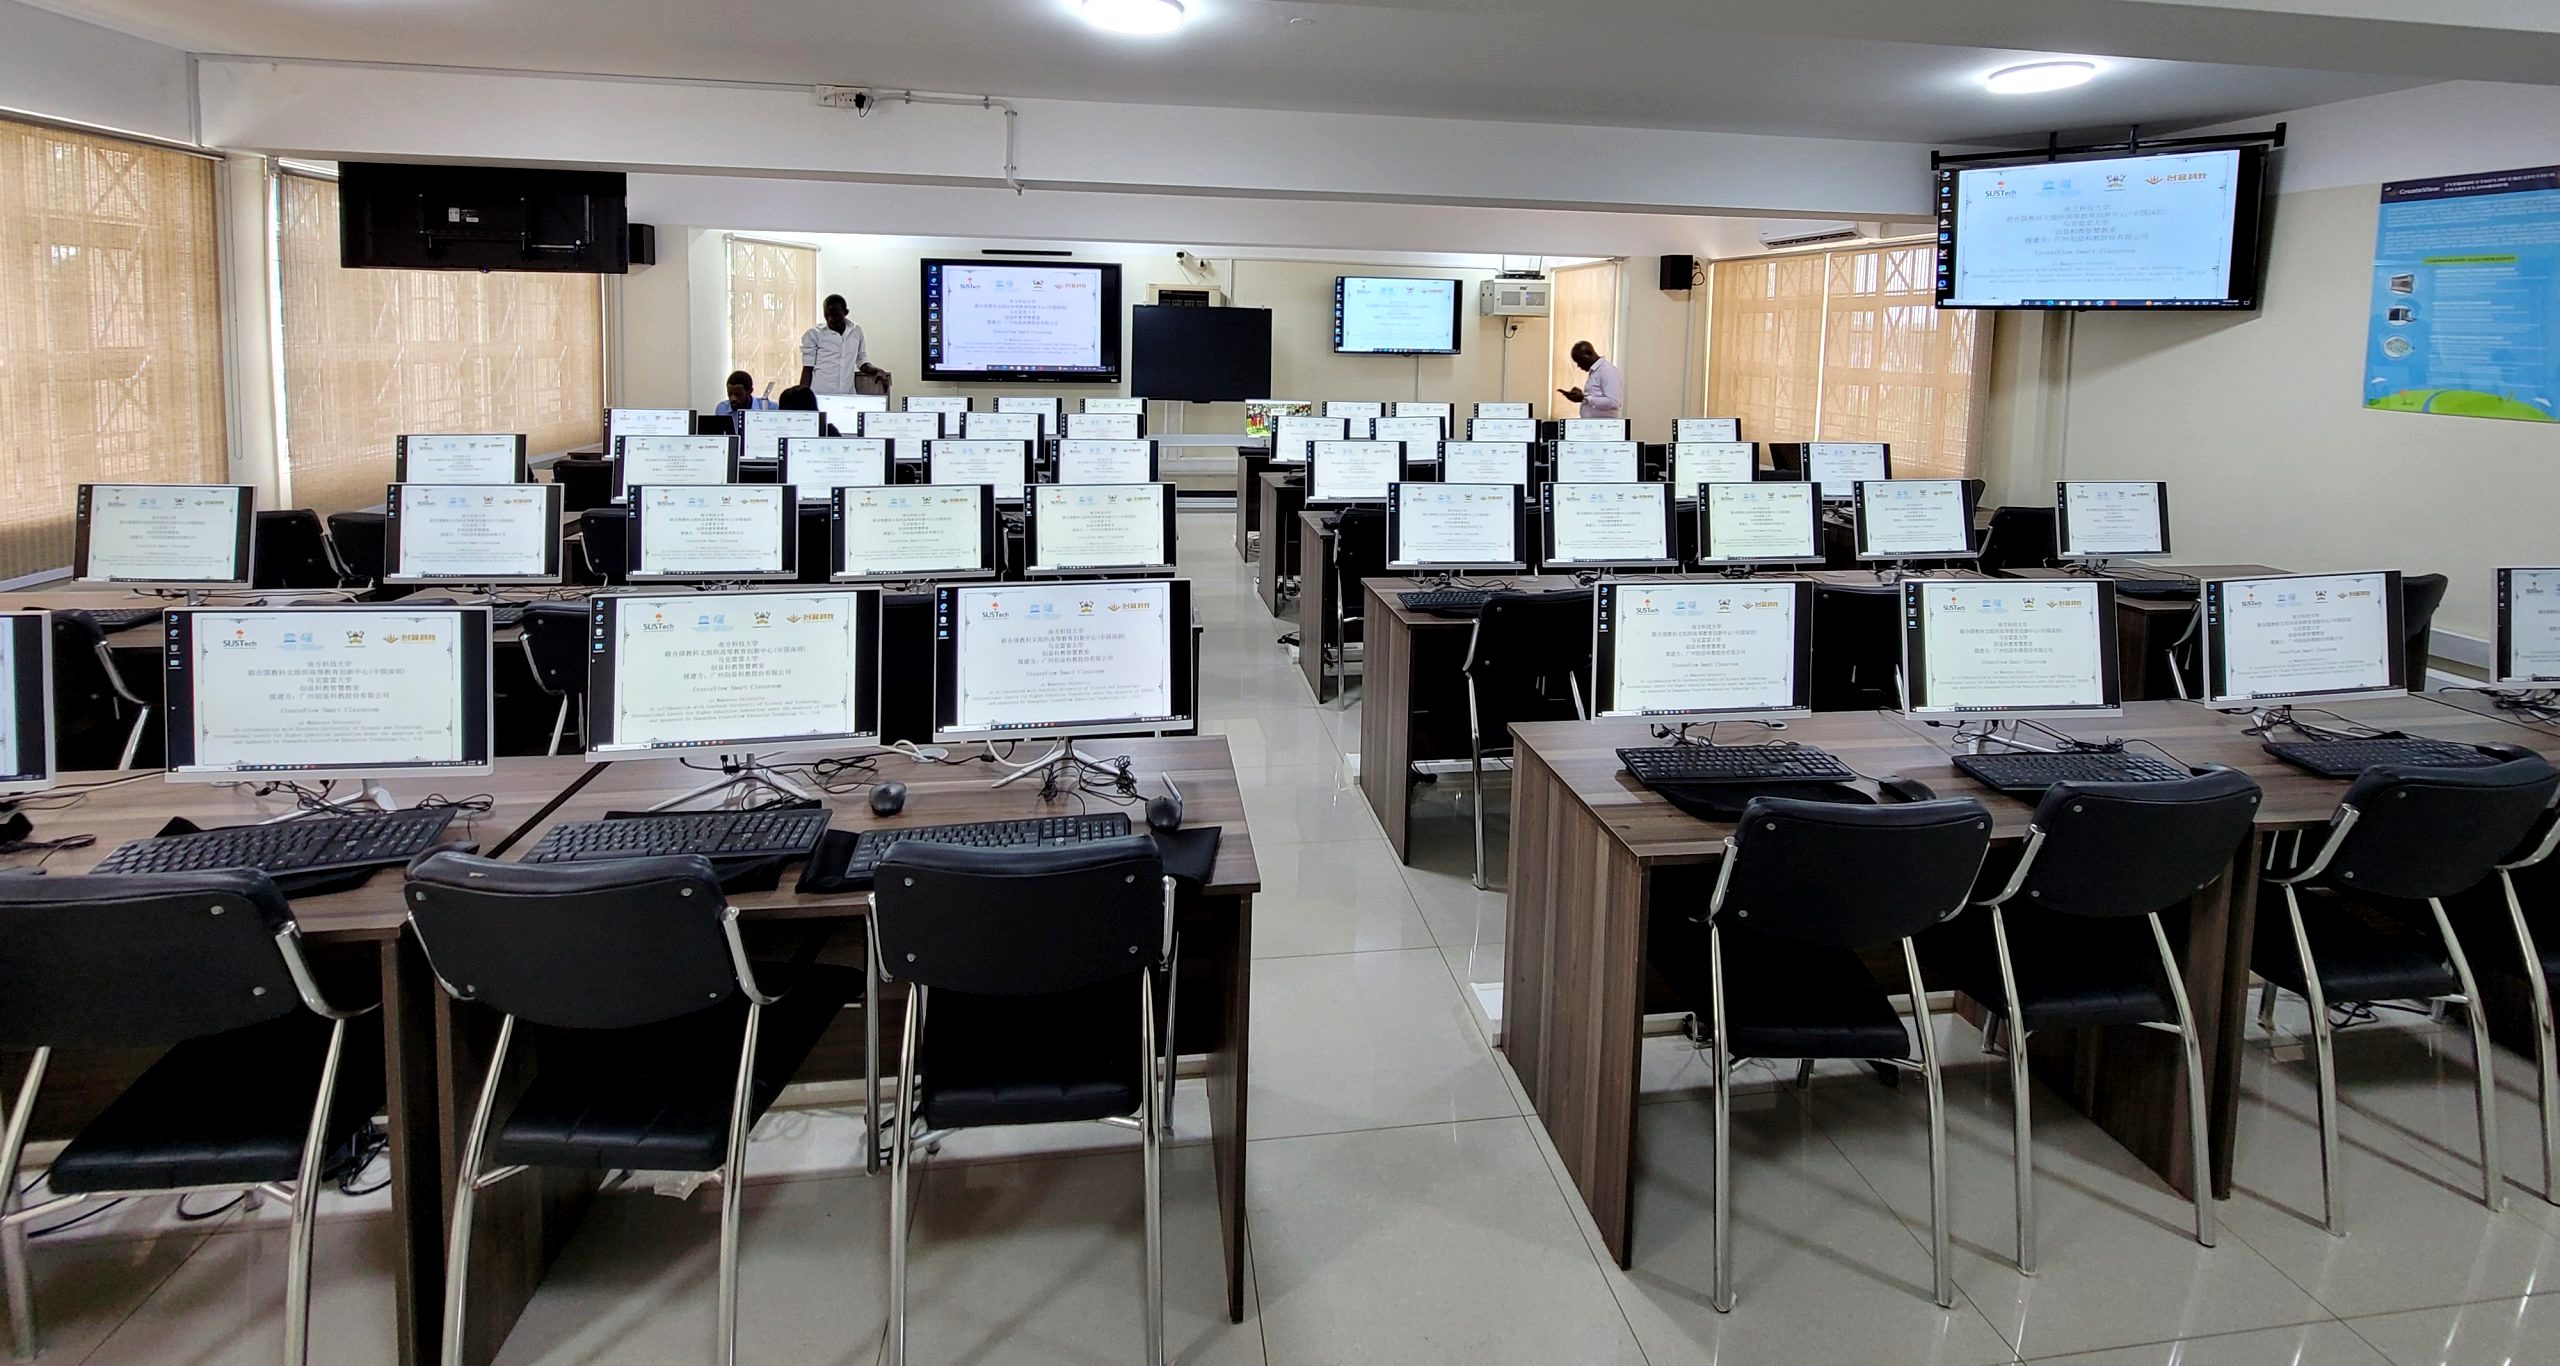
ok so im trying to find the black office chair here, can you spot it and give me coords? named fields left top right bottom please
left=48, top=611, right=153, bottom=770
left=516, top=603, right=592, bottom=755
left=1325, top=507, right=1388, bottom=705
left=871, top=838, right=1176, bottom=1366
left=1809, top=582, right=1900, bottom=712
left=578, top=507, right=631, bottom=585
left=1460, top=589, right=1593, bottom=888
left=325, top=511, right=389, bottom=592
left=1923, top=768, right=2261, bottom=1270
left=2252, top=758, right=2560, bottom=1232
left=550, top=457, right=615, bottom=513
left=2402, top=572, right=2449, bottom=691
left=796, top=503, right=833, bottom=585
left=406, top=852, right=852, bottom=1366
left=252, top=509, right=347, bottom=591
left=0, top=871, right=380, bottom=1365
left=1654, top=795, right=1992, bottom=1311
left=1976, top=506, right=2058, bottom=574
left=2443, top=809, right=2560, bottom=1202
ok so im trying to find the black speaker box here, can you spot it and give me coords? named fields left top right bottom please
left=1660, top=253, right=1698, bottom=291
left=628, top=223, right=657, bottom=267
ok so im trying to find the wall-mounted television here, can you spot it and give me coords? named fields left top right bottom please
left=1132, top=305, right=1273, bottom=401
left=1934, top=145, right=2272, bottom=311
left=1333, top=276, right=1463, bottom=355
left=921, top=259, right=1123, bottom=384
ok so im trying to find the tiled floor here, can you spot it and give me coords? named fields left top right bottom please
left=20, top=511, right=2560, bottom=1364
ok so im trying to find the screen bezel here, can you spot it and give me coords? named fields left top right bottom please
left=1468, top=417, right=1539, bottom=443
left=814, top=393, right=888, bottom=432
left=1540, top=481, right=1680, bottom=571
left=905, top=394, right=973, bottom=436
left=1803, top=443, right=1893, bottom=501
left=394, top=434, right=530, bottom=484
left=2201, top=570, right=2408, bottom=707
left=1023, top=482, right=1178, bottom=576
left=1695, top=481, right=1824, bottom=567
left=1051, top=438, right=1161, bottom=485
left=1899, top=578, right=2125, bottom=720
left=779, top=436, right=891, bottom=504
left=1673, top=417, right=1743, bottom=443
left=162, top=604, right=495, bottom=781
left=1593, top=579, right=1816, bottom=721
left=583, top=587, right=883, bottom=758
left=1331, top=276, right=1465, bottom=356
left=613, top=435, right=739, bottom=503
left=604, top=408, right=695, bottom=449
left=1386, top=482, right=1527, bottom=574
left=1935, top=144, right=2272, bottom=312
left=382, top=482, right=567, bottom=585
left=1853, top=478, right=1982, bottom=562
left=1550, top=440, right=1644, bottom=484
left=1560, top=418, right=1630, bottom=442
left=919, top=258, right=1125, bottom=384
left=1671, top=442, right=1762, bottom=502
left=2496, top=567, right=2560, bottom=686
left=1437, top=441, right=1531, bottom=489
left=2055, top=480, right=2174, bottom=561
left=861, top=409, right=946, bottom=462
left=739, top=408, right=825, bottom=464
left=625, top=485, right=797, bottom=582
left=829, top=485, right=1000, bottom=584
left=926, top=438, right=1034, bottom=505
left=1062, top=410, right=1144, bottom=441
left=931, top=578, right=1197, bottom=743
left=1307, top=440, right=1403, bottom=507
left=0, top=610, right=55, bottom=798
left=72, top=483, right=257, bottom=589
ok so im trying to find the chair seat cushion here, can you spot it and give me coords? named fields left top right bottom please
left=50, top=1011, right=385, bottom=1195
left=2252, top=890, right=2458, bottom=1003
left=489, top=964, right=856, bottom=1172
left=1919, top=910, right=2175, bottom=1032
left=1652, top=918, right=1912, bottom=1061
left=915, top=976, right=1147, bottom=1131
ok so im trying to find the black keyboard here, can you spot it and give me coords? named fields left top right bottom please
left=1954, top=749, right=2190, bottom=795
left=79, top=607, right=162, bottom=633
left=843, top=813, right=1133, bottom=882
left=519, top=808, right=832, bottom=864
left=93, top=807, right=462, bottom=877
left=488, top=603, right=527, bottom=629
left=2263, top=737, right=2500, bottom=781
left=1618, top=743, right=1857, bottom=787
left=1398, top=589, right=1495, bottom=617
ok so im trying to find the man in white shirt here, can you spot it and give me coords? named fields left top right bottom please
left=800, top=294, right=884, bottom=395
left=1558, top=341, right=1624, bottom=420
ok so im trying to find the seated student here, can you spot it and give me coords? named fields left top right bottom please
left=776, top=384, right=841, bottom=437
left=713, top=370, right=778, bottom=417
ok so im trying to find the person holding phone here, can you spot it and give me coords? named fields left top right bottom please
left=1557, top=340, right=1624, bottom=419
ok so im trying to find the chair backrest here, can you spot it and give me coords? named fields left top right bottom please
left=550, top=458, right=615, bottom=514
left=2319, top=757, right=2560, bottom=900
left=796, top=502, right=833, bottom=584
left=0, top=871, right=303, bottom=1048
left=326, top=511, right=388, bottom=588
left=1808, top=583, right=1900, bottom=712
left=1717, top=796, right=1992, bottom=949
left=1978, top=506, right=2057, bottom=574
left=2401, top=572, right=2449, bottom=691
left=578, top=507, right=631, bottom=585
left=1332, top=507, right=1389, bottom=622
left=405, top=851, right=739, bottom=1028
left=517, top=603, right=592, bottom=697
left=1464, top=589, right=1593, bottom=738
left=872, top=837, right=1166, bottom=996
left=251, top=509, right=341, bottom=590
left=2019, top=767, right=2261, bottom=916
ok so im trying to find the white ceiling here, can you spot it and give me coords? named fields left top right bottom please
left=33, top=0, right=2445, bottom=144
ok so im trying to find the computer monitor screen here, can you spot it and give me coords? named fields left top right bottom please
left=1324, top=401, right=1386, bottom=420
left=1371, top=416, right=1446, bottom=455
left=1083, top=397, right=1146, bottom=416
left=1054, top=439, right=1157, bottom=485
left=1273, top=414, right=1348, bottom=465
left=741, top=409, right=822, bottom=464
left=1673, top=442, right=1757, bottom=498
left=2056, top=481, right=2172, bottom=560
left=1807, top=442, right=1891, bottom=500
left=586, top=588, right=881, bottom=756
left=2497, top=568, right=2560, bottom=685
left=384, top=484, right=565, bottom=585
left=929, top=439, right=1032, bottom=504
left=395, top=434, right=528, bottom=484
left=1439, top=442, right=1530, bottom=488
left=1552, top=441, right=1640, bottom=483
left=606, top=408, right=693, bottom=447
left=1901, top=579, right=2122, bottom=719
left=1470, top=417, right=1537, bottom=443
left=73, top=484, right=255, bottom=588
left=996, top=395, right=1062, bottom=438
left=0, top=611, right=55, bottom=798
left=1476, top=401, right=1532, bottom=420
left=933, top=578, right=1196, bottom=742
left=629, top=485, right=794, bottom=581
left=2203, top=571, right=2407, bottom=706
left=1697, top=482, right=1821, bottom=566
left=1064, top=410, right=1141, bottom=440
left=906, top=395, right=971, bottom=435
left=1394, top=401, right=1453, bottom=423
left=1595, top=580, right=1814, bottom=721
left=1561, top=418, right=1628, bottom=442
left=965, top=410, right=1041, bottom=443
left=1387, top=483, right=1525, bottom=572
left=1025, top=484, right=1176, bottom=575
left=860, top=411, right=941, bottom=463
left=832, top=486, right=998, bottom=583
left=162, top=604, right=494, bottom=780
left=1332, top=277, right=1462, bottom=355
left=1244, top=400, right=1313, bottom=439
left=923, top=261, right=1122, bottom=383
left=1542, top=482, right=1677, bottom=570
left=1674, top=417, right=1742, bottom=443
left=1855, top=479, right=1979, bottom=561
left=1308, top=441, right=1399, bottom=505
left=614, top=435, right=736, bottom=502
left=815, top=393, right=887, bottom=433
left=779, top=437, right=889, bottom=503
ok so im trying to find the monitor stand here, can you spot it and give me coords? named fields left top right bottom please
left=990, top=738, right=1132, bottom=793
left=647, top=753, right=821, bottom=811
left=1650, top=719, right=1785, bottom=748
left=1873, top=560, right=1917, bottom=587
left=1713, top=564, right=1763, bottom=580
left=258, top=777, right=401, bottom=824
left=1941, top=719, right=2129, bottom=755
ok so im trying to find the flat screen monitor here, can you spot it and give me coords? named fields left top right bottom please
left=1594, top=580, right=1814, bottom=721
left=2056, top=480, right=2172, bottom=560
left=860, top=410, right=941, bottom=463
left=383, top=483, right=565, bottom=585
left=1673, top=442, right=1758, bottom=499
left=1469, top=417, right=1538, bottom=443
left=932, top=578, right=1195, bottom=743
left=831, top=486, right=999, bottom=583
left=628, top=485, right=794, bottom=582
left=1937, top=145, right=2270, bottom=311
left=1854, top=479, right=1979, bottom=561
left=1561, top=418, right=1628, bottom=442
left=1552, top=441, right=1641, bottom=483
left=1130, top=303, right=1275, bottom=403
left=1371, top=416, right=1446, bottom=456
left=1083, top=397, right=1146, bottom=416
left=1674, top=417, right=1742, bottom=443
left=1272, top=414, right=1347, bottom=466
left=1244, top=400, right=1312, bottom=439
left=928, top=439, right=1032, bottom=504
left=2496, top=567, right=2560, bottom=686
left=1806, top=442, right=1890, bottom=501
left=1901, top=579, right=2122, bottom=720
left=741, top=408, right=821, bottom=464
left=1542, top=482, right=1677, bottom=571
left=586, top=588, right=881, bottom=757
left=1476, top=401, right=1532, bottom=420
left=1697, top=482, right=1822, bottom=567
left=965, top=410, right=1042, bottom=443
left=921, top=259, right=1122, bottom=384
left=0, top=610, right=55, bottom=798
left=1064, top=410, right=1141, bottom=440
left=162, top=604, right=494, bottom=781
left=2202, top=570, right=2407, bottom=707
left=815, top=393, right=887, bottom=433
left=395, top=434, right=528, bottom=484
left=1394, top=401, right=1453, bottom=423
left=1308, top=441, right=1400, bottom=506
left=1054, top=439, right=1158, bottom=485
left=1333, top=277, right=1463, bottom=355
left=613, top=435, right=736, bottom=503
left=73, top=484, right=255, bottom=589
left=997, top=395, right=1063, bottom=438
left=606, top=408, right=693, bottom=448
left=1324, top=401, right=1386, bottom=420
left=1387, top=483, right=1525, bottom=573
left=906, top=395, right=972, bottom=436
left=1025, top=483, right=1177, bottom=575
left=780, top=437, right=889, bottom=503
left=1439, top=441, right=1531, bottom=488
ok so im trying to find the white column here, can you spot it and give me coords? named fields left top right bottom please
left=215, top=151, right=284, bottom=503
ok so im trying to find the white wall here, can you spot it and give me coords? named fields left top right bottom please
left=0, top=0, right=193, bottom=142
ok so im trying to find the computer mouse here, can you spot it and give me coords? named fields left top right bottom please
left=1145, top=786, right=1184, bottom=833
left=1878, top=776, right=1938, bottom=803
left=869, top=782, right=907, bottom=817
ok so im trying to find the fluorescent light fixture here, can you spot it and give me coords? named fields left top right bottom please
left=1080, top=0, right=1186, bottom=35
left=1985, top=60, right=2097, bottom=94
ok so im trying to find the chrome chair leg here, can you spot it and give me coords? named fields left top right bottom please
left=1905, top=939, right=1955, bottom=1308
left=2431, top=897, right=2505, bottom=1211
left=888, top=986, right=923, bottom=1366
left=2506, top=871, right=2560, bottom=1204
left=547, top=697, right=569, bottom=757
left=1988, top=907, right=2035, bottom=1273
left=1160, top=939, right=1181, bottom=1138
left=1469, top=735, right=1489, bottom=891
left=2258, top=979, right=2279, bottom=1033
left=284, top=1021, right=348, bottom=1366
left=1708, top=924, right=1735, bottom=1314
left=1793, top=1058, right=1815, bottom=1092
left=118, top=708, right=148, bottom=771
left=1140, top=970, right=1165, bottom=1366
left=864, top=952, right=882, bottom=1177
left=0, top=1049, right=50, bottom=1362
left=718, top=1002, right=764, bottom=1366
left=443, top=1015, right=516, bottom=1366
left=2282, top=888, right=2345, bottom=1235
left=2149, top=914, right=2217, bottom=1247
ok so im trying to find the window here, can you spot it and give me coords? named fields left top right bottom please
left=0, top=118, right=226, bottom=580
left=1548, top=260, right=1621, bottom=417
left=727, top=238, right=816, bottom=403
left=275, top=173, right=603, bottom=516
left=1708, top=241, right=1986, bottom=477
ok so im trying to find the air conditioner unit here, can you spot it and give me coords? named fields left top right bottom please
left=1756, top=220, right=1861, bottom=250
left=1147, top=284, right=1225, bottom=307
left=1480, top=277, right=1551, bottom=316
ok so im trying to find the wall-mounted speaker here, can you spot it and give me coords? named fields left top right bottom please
left=1659, top=253, right=1698, bottom=292
left=628, top=223, right=657, bottom=267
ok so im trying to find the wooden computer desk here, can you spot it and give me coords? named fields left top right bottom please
left=1254, top=473, right=1305, bottom=619
left=1234, top=450, right=1276, bottom=559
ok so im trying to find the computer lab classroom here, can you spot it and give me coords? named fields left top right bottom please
left=5, top=4, right=2560, bottom=1366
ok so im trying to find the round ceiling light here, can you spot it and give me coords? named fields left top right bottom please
left=1080, top=0, right=1187, bottom=35
left=1985, top=60, right=2098, bottom=94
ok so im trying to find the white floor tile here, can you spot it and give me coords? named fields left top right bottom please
left=1251, top=839, right=1437, bottom=959
left=1246, top=949, right=1520, bottom=1139
left=2025, top=1320, right=2387, bottom=1365
left=1235, top=766, right=1388, bottom=845
left=2345, top=1293, right=2560, bottom=1366
left=84, top=1213, right=402, bottom=1366
left=5, top=1215, right=217, bottom=1364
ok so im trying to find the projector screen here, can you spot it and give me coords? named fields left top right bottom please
left=1334, top=276, right=1464, bottom=355
left=921, top=259, right=1123, bottom=383
left=1936, top=146, right=2269, bottom=311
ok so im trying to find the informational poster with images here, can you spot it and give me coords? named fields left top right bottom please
left=2365, top=164, right=2560, bottom=423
